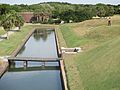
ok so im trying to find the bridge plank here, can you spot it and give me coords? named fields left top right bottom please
left=8, top=57, right=62, bottom=62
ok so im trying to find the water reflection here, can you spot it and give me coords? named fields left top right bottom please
left=9, top=61, right=60, bottom=72
left=10, top=61, right=59, bottom=68
left=33, top=29, right=52, bottom=42
left=18, top=46, right=26, bottom=55
left=0, top=61, right=63, bottom=90
left=17, top=29, right=58, bottom=58
left=0, top=70, right=62, bottom=90
left=0, top=28, right=63, bottom=90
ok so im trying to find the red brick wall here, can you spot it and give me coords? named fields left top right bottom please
left=20, top=13, right=34, bottom=23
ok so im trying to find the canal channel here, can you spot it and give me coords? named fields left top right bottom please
left=0, top=28, right=64, bottom=90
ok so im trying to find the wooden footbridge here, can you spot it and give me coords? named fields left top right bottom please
left=8, top=57, right=62, bottom=62
left=9, top=66, right=59, bottom=72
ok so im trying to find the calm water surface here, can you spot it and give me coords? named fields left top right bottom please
left=0, top=62, right=62, bottom=90
left=0, top=29, right=63, bottom=90
left=17, top=29, right=58, bottom=58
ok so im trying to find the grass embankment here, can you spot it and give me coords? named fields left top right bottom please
left=58, top=15, right=120, bottom=90
left=0, top=25, right=33, bottom=55
left=60, top=15, right=120, bottom=50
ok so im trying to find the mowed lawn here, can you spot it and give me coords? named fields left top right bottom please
left=58, top=15, right=120, bottom=90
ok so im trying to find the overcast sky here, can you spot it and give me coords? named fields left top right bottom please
left=0, top=0, right=119, bottom=5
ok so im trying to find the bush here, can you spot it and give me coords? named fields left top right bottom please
left=48, top=19, right=61, bottom=24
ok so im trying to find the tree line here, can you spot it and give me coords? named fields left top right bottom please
left=0, top=2, right=120, bottom=23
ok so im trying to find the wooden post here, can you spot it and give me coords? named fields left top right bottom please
left=42, top=62, right=45, bottom=67
left=9, top=61, right=15, bottom=68
left=23, top=61, right=28, bottom=68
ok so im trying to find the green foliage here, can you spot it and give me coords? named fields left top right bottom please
left=105, top=5, right=115, bottom=16
left=47, top=19, right=60, bottom=24
left=59, top=8, right=93, bottom=22
left=96, top=4, right=106, bottom=17
left=96, top=3, right=115, bottom=17
left=114, top=5, right=120, bottom=14
left=0, top=4, right=11, bottom=15
left=0, top=2, right=119, bottom=23
left=12, top=11, right=24, bottom=27
left=0, top=9, right=24, bottom=34
left=0, top=14, right=14, bottom=31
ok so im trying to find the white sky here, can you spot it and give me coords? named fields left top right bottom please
left=0, top=0, right=119, bottom=5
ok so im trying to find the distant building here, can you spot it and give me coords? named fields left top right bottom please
left=20, top=12, right=34, bottom=23
left=20, top=12, right=50, bottom=23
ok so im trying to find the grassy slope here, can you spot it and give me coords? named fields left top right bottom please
left=57, top=28, right=84, bottom=90
left=60, top=15, right=120, bottom=50
left=77, top=37, right=120, bottom=90
left=59, top=15, right=120, bottom=90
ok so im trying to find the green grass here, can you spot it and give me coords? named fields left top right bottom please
left=59, top=25, right=81, bottom=47
left=0, top=15, right=120, bottom=90
left=58, top=15, right=120, bottom=90
left=76, top=37, right=120, bottom=90
left=0, top=25, right=34, bottom=56
left=60, top=15, right=120, bottom=51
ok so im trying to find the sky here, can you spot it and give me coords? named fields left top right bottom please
left=0, top=0, right=119, bottom=5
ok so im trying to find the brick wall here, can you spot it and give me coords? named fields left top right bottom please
left=20, top=12, right=34, bottom=23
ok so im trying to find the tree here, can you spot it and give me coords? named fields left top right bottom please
left=8, top=10, right=24, bottom=29
left=15, top=16, right=24, bottom=29
left=13, top=12, right=24, bottom=29
left=104, top=5, right=114, bottom=16
left=0, top=14, right=13, bottom=39
left=113, top=5, right=120, bottom=14
left=0, top=11, right=24, bottom=39
left=96, top=4, right=106, bottom=17
left=0, top=4, right=11, bottom=15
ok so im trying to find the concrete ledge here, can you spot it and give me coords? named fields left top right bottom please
left=55, top=28, right=62, bottom=57
left=60, top=60, right=68, bottom=90
left=0, top=60, right=8, bottom=78
left=55, top=28, right=69, bottom=90
left=61, top=47, right=82, bottom=54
